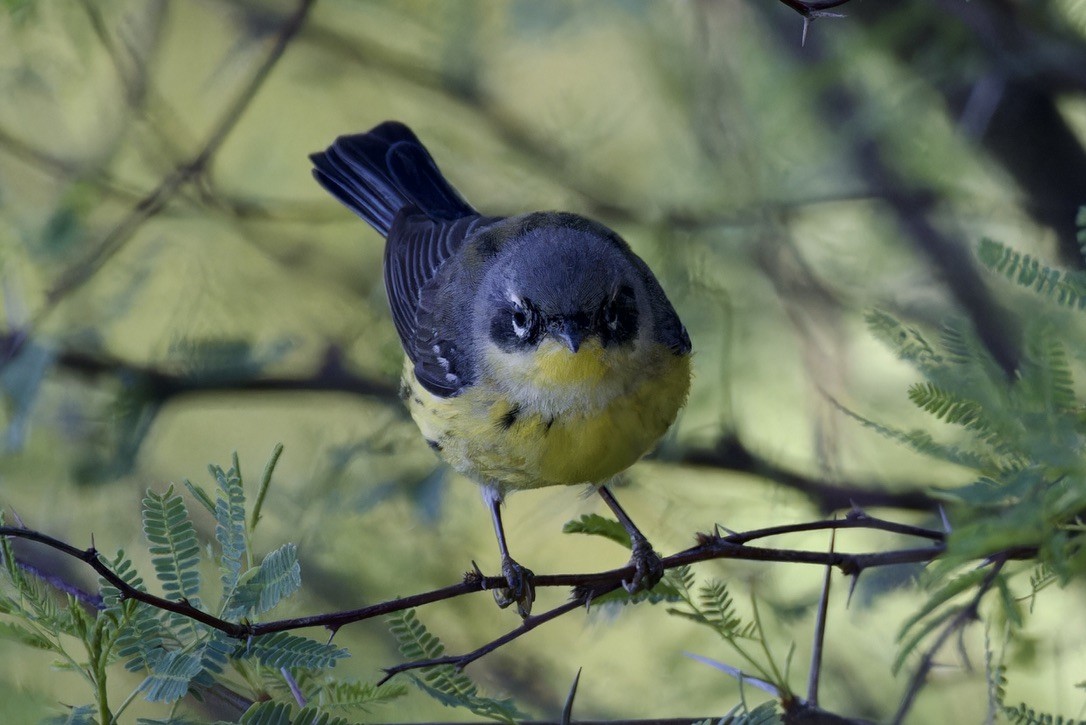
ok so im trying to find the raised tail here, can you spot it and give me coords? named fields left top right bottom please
left=310, top=121, right=476, bottom=237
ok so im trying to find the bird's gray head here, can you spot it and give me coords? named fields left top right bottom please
left=478, top=214, right=645, bottom=355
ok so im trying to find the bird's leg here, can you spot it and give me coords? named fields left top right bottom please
left=485, top=489, right=535, bottom=617
left=597, top=485, right=664, bottom=594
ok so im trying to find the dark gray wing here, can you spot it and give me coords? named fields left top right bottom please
left=385, top=211, right=496, bottom=396
left=631, top=256, right=691, bottom=355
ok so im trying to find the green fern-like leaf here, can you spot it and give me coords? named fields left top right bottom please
left=224, top=543, right=301, bottom=619
left=977, top=238, right=1086, bottom=309
left=0, top=620, right=56, bottom=651
left=562, top=513, right=631, bottom=548
left=699, top=581, right=748, bottom=636
left=98, top=550, right=171, bottom=673
left=141, top=649, right=204, bottom=703
left=667, top=564, right=696, bottom=597
left=1019, top=331, right=1077, bottom=415
left=1027, top=563, right=1057, bottom=613
left=834, top=401, right=993, bottom=470
left=732, top=700, right=784, bottom=725
left=313, top=679, right=408, bottom=711
left=907, top=382, right=985, bottom=427
left=898, top=568, right=990, bottom=644
left=1, top=558, right=79, bottom=640
left=213, top=462, right=247, bottom=595
left=893, top=605, right=962, bottom=675
left=387, top=609, right=524, bottom=723
left=668, top=580, right=757, bottom=641
left=1003, top=701, right=1086, bottom=725
left=236, top=701, right=354, bottom=725
left=237, top=701, right=293, bottom=725
left=40, top=704, right=97, bottom=725
left=240, top=631, right=348, bottom=670
left=865, top=310, right=944, bottom=373
left=142, top=487, right=202, bottom=605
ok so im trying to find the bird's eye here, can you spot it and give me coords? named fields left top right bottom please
left=598, top=285, right=638, bottom=346
left=511, top=307, right=531, bottom=339
left=603, top=299, right=621, bottom=331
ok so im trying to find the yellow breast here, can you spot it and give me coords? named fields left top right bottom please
left=402, top=341, right=691, bottom=492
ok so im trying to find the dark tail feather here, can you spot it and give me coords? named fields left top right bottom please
left=310, top=121, right=476, bottom=237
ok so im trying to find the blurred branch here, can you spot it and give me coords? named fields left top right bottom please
left=2, top=0, right=316, bottom=371
left=0, top=334, right=399, bottom=404
left=4, top=330, right=938, bottom=510
left=853, top=0, right=1086, bottom=267
left=682, top=436, right=938, bottom=513
left=0, top=124, right=146, bottom=203
left=763, top=9, right=1022, bottom=379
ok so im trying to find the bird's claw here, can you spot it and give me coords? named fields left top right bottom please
left=622, top=537, right=664, bottom=594
left=493, top=557, right=535, bottom=617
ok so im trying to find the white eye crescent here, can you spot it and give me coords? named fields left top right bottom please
left=604, top=301, right=620, bottom=331
left=512, top=307, right=530, bottom=338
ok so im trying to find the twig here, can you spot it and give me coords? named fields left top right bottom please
left=2, top=0, right=316, bottom=369
left=776, top=0, right=852, bottom=17
left=378, top=597, right=589, bottom=684
left=775, top=0, right=850, bottom=45
left=806, top=525, right=836, bottom=705
left=0, top=335, right=399, bottom=405
left=0, top=514, right=974, bottom=640
left=890, top=556, right=1008, bottom=725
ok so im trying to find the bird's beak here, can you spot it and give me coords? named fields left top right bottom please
left=553, top=319, right=583, bottom=353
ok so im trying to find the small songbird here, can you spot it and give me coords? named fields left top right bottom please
left=311, top=122, right=691, bottom=616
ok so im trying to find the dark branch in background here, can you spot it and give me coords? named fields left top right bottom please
left=0, top=0, right=317, bottom=371
left=3, top=332, right=946, bottom=516
left=875, top=0, right=1086, bottom=268
left=0, top=334, right=398, bottom=405
left=681, top=436, right=937, bottom=513
left=779, top=0, right=1086, bottom=267
left=760, top=5, right=1022, bottom=379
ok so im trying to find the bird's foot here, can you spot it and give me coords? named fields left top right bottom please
left=492, top=556, right=535, bottom=617
left=622, top=535, right=664, bottom=594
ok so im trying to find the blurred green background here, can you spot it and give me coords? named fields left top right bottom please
left=2, top=0, right=1086, bottom=721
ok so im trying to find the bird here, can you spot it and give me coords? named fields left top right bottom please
left=310, top=121, right=691, bottom=616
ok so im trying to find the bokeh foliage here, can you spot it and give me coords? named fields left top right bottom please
left=3, top=0, right=1086, bottom=722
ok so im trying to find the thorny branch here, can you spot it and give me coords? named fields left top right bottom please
left=0, top=510, right=1032, bottom=671
left=774, top=0, right=851, bottom=45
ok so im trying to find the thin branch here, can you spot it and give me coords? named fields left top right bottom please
left=0, top=515, right=1038, bottom=688
left=1, top=525, right=253, bottom=635
left=891, top=556, right=1008, bottom=725
left=2, top=0, right=316, bottom=370
left=806, top=525, right=836, bottom=705
left=0, top=513, right=1003, bottom=641
left=0, top=335, right=399, bottom=405
left=378, top=597, right=588, bottom=684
